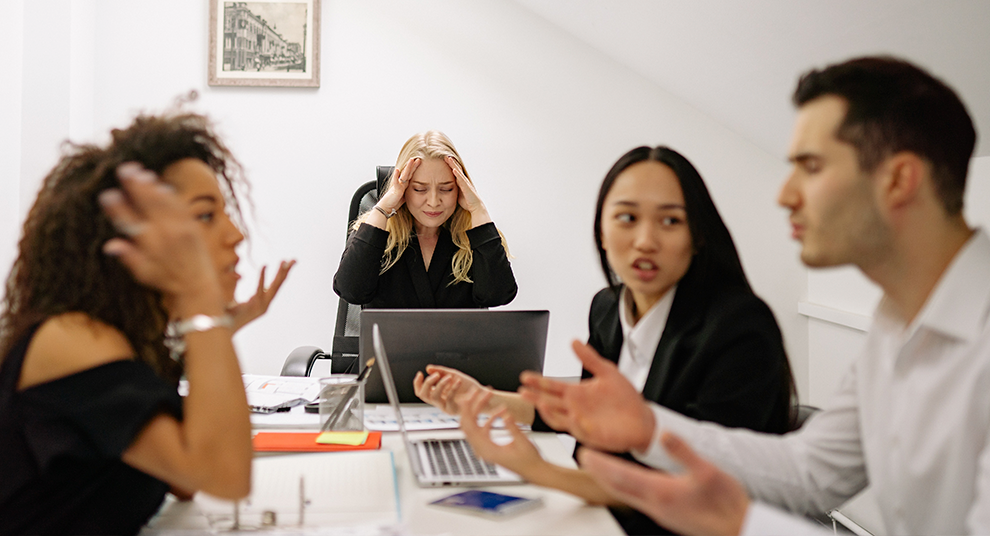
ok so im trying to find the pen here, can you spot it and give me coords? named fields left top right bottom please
left=321, top=358, right=375, bottom=432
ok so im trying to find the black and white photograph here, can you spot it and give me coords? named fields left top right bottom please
left=209, top=0, right=320, bottom=87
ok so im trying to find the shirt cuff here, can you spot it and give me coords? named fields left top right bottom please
left=631, top=402, right=683, bottom=472
left=741, top=502, right=831, bottom=536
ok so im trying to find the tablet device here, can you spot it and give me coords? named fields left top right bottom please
left=359, top=309, right=549, bottom=403
left=429, top=490, right=543, bottom=518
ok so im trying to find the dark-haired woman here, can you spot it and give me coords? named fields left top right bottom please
left=0, top=112, right=293, bottom=535
left=416, top=146, right=794, bottom=535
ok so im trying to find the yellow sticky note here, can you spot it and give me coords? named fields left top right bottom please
left=316, top=431, right=369, bottom=446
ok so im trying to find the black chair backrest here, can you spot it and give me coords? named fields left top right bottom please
left=330, top=166, right=394, bottom=373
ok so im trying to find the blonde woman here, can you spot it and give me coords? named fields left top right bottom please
left=333, top=131, right=516, bottom=308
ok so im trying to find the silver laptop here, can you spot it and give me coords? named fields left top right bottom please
left=372, top=323, right=524, bottom=487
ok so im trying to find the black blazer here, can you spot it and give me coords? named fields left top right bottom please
left=333, top=222, right=517, bottom=309
left=585, top=284, right=791, bottom=434
left=579, top=282, right=791, bottom=535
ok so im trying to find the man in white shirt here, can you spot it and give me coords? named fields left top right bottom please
left=520, top=56, right=986, bottom=535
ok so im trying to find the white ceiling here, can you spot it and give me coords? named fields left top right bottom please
left=513, top=0, right=990, bottom=158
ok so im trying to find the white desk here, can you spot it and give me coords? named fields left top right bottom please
left=143, top=420, right=623, bottom=535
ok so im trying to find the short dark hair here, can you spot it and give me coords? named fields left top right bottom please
left=593, top=146, right=751, bottom=297
left=793, top=56, right=976, bottom=215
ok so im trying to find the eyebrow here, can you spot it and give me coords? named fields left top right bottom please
left=611, top=200, right=686, bottom=210
left=411, top=180, right=456, bottom=186
left=188, top=194, right=219, bottom=205
left=788, top=152, right=821, bottom=164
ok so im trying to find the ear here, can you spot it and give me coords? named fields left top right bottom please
left=877, top=152, right=925, bottom=210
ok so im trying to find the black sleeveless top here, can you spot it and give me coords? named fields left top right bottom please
left=0, top=324, right=183, bottom=535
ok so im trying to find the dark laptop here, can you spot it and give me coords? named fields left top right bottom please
left=359, top=309, right=549, bottom=403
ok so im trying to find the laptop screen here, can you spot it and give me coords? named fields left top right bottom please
left=359, top=309, right=549, bottom=403
left=371, top=323, right=424, bottom=477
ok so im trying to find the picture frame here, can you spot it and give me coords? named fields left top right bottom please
left=208, top=0, right=321, bottom=88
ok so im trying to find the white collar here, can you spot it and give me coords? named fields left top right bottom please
left=875, top=228, right=990, bottom=342
left=619, top=285, right=677, bottom=355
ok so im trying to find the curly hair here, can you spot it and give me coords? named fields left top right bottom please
left=0, top=111, right=249, bottom=384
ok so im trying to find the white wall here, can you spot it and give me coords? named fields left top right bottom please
left=0, top=0, right=25, bottom=282
left=8, top=1, right=814, bottom=397
left=40, top=0, right=801, bottom=384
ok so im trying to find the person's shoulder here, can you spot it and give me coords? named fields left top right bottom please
left=591, top=286, right=620, bottom=308
left=18, top=312, right=135, bottom=390
left=589, top=287, right=621, bottom=320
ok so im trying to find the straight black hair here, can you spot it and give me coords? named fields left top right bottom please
left=593, top=146, right=751, bottom=299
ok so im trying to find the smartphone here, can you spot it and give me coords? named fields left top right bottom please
left=429, top=490, right=543, bottom=519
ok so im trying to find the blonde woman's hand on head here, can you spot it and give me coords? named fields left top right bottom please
left=377, top=157, right=420, bottom=214
left=100, top=163, right=221, bottom=304
left=446, top=156, right=491, bottom=227
left=228, top=259, right=297, bottom=331
left=413, top=364, right=487, bottom=415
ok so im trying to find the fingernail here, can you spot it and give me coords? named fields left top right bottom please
left=118, top=163, right=155, bottom=182
left=117, top=162, right=142, bottom=176
left=98, top=190, right=124, bottom=207
left=102, top=241, right=123, bottom=256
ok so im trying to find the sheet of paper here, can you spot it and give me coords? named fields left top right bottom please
left=363, top=404, right=460, bottom=431
left=243, top=375, right=322, bottom=413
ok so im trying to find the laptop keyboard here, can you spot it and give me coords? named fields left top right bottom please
left=424, top=439, right=500, bottom=478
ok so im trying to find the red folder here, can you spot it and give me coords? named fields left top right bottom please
left=252, top=431, right=382, bottom=452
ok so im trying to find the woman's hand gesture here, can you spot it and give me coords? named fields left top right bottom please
left=459, top=390, right=545, bottom=479
left=413, top=364, right=487, bottom=415
left=228, top=260, right=296, bottom=332
left=446, top=156, right=491, bottom=227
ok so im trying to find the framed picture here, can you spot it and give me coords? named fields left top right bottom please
left=208, top=0, right=321, bottom=87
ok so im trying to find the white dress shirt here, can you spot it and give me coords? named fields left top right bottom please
left=635, top=228, right=990, bottom=535
left=617, top=286, right=675, bottom=392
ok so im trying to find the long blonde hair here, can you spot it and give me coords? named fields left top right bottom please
left=353, top=130, right=508, bottom=284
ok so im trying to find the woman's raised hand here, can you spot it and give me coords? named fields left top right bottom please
left=413, top=364, right=487, bottom=415
left=445, top=156, right=491, bottom=227
left=377, top=158, right=420, bottom=215
left=100, top=163, right=222, bottom=306
left=458, top=390, right=545, bottom=479
left=228, top=260, right=297, bottom=332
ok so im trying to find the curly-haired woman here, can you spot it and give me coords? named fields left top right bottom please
left=0, top=111, right=293, bottom=535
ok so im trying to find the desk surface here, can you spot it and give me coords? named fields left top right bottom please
left=143, top=428, right=623, bottom=535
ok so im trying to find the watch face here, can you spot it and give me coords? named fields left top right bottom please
left=189, top=315, right=214, bottom=331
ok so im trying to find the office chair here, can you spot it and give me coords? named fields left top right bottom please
left=280, top=166, right=394, bottom=377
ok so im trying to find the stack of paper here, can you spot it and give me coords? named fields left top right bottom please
left=243, top=375, right=321, bottom=414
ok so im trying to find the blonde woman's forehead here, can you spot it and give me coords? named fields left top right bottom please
left=410, top=157, right=455, bottom=184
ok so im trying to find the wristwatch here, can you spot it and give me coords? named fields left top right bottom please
left=168, top=314, right=234, bottom=337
